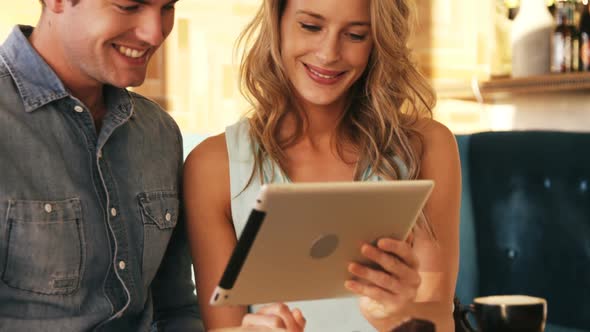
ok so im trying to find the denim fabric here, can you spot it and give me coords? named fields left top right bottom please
left=0, top=26, right=201, bottom=331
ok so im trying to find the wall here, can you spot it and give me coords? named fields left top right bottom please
left=413, top=0, right=590, bottom=134
left=2, top=1, right=587, bottom=136
left=159, top=0, right=259, bottom=135
left=0, top=0, right=40, bottom=42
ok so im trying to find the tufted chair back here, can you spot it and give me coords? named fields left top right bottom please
left=456, top=131, right=590, bottom=332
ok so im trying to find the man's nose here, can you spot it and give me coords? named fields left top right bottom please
left=136, top=11, right=166, bottom=46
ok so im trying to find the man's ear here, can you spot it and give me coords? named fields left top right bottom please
left=43, top=0, right=66, bottom=13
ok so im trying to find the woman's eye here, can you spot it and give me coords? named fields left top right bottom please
left=299, top=23, right=321, bottom=32
left=348, top=33, right=367, bottom=41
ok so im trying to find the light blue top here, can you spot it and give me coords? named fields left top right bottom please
left=225, top=119, right=408, bottom=332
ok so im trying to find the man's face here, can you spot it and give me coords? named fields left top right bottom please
left=57, top=0, right=177, bottom=88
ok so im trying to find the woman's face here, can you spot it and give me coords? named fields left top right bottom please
left=279, top=0, right=373, bottom=111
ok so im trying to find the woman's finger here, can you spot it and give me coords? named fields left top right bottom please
left=255, top=303, right=285, bottom=315
left=405, top=230, right=415, bottom=247
left=345, top=279, right=405, bottom=306
left=348, top=262, right=403, bottom=293
left=253, top=303, right=304, bottom=331
left=377, top=238, right=420, bottom=270
left=292, top=308, right=306, bottom=329
left=242, top=312, right=286, bottom=329
left=360, top=243, right=419, bottom=286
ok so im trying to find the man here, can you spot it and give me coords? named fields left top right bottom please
left=0, top=0, right=202, bottom=331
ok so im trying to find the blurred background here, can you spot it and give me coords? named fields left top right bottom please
left=2, top=0, right=589, bottom=142
left=4, top=3, right=589, bottom=330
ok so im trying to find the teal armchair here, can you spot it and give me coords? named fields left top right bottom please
left=456, top=131, right=590, bottom=332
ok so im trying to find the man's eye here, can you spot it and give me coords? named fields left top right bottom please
left=299, top=23, right=321, bottom=32
left=116, top=5, right=140, bottom=12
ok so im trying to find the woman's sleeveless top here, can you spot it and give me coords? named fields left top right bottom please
left=225, top=119, right=408, bottom=332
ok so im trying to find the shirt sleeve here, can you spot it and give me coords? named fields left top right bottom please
left=150, top=129, right=204, bottom=332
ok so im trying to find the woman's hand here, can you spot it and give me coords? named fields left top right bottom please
left=242, top=303, right=306, bottom=332
left=345, top=237, right=421, bottom=320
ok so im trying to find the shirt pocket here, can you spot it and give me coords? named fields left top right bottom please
left=2, top=198, right=85, bottom=295
left=138, top=191, right=179, bottom=289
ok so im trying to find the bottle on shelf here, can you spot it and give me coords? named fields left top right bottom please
left=548, top=0, right=557, bottom=17
left=571, top=0, right=581, bottom=71
left=551, top=0, right=579, bottom=73
left=492, top=0, right=513, bottom=77
left=580, top=1, right=590, bottom=71
left=505, top=0, right=520, bottom=19
left=511, top=0, right=554, bottom=77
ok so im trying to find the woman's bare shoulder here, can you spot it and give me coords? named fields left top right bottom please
left=184, top=133, right=230, bottom=190
left=404, top=117, right=457, bottom=160
left=185, top=133, right=228, bottom=171
left=413, top=118, right=457, bottom=156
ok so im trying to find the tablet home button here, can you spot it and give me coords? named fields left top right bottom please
left=309, top=234, right=339, bottom=259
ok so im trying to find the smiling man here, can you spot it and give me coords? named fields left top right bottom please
left=0, top=0, right=202, bottom=331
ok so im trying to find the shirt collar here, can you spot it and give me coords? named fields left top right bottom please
left=0, top=25, right=134, bottom=118
left=0, top=25, right=69, bottom=112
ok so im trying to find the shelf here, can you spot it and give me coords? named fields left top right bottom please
left=436, top=72, right=590, bottom=102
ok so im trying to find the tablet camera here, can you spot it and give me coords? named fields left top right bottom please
left=309, top=234, right=339, bottom=259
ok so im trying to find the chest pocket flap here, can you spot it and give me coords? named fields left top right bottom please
left=138, top=191, right=178, bottom=229
left=138, top=190, right=179, bottom=289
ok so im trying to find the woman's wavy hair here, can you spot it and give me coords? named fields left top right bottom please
left=237, top=0, right=437, bottom=236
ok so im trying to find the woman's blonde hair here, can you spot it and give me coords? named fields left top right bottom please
left=238, top=0, right=436, bottom=183
left=237, top=0, right=436, bottom=236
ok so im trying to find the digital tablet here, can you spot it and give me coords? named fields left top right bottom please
left=210, top=180, right=434, bottom=306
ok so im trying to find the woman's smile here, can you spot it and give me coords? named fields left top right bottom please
left=302, top=62, right=348, bottom=85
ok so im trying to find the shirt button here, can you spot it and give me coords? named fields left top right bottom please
left=110, top=208, right=117, bottom=217
left=118, top=261, right=126, bottom=270
left=165, top=212, right=172, bottom=222
left=74, top=105, right=84, bottom=113
left=44, top=204, right=52, bottom=213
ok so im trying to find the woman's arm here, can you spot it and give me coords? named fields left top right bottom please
left=183, top=134, right=248, bottom=329
left=414, top=119, right=461, bottom=304
left=346, top=119, right=461, bottom=332
left=396, top=118, right=462, bottom=331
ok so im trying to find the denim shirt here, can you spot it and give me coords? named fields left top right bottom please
left=0, top=26, right=201, bottom=331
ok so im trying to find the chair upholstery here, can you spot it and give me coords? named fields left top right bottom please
left=456, top=131, right=590, bottom=332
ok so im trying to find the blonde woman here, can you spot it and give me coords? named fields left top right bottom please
left=184, top=0, right=461, bottom=330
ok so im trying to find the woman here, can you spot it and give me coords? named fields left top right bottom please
left=184, top=0, right=461, bottom=330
